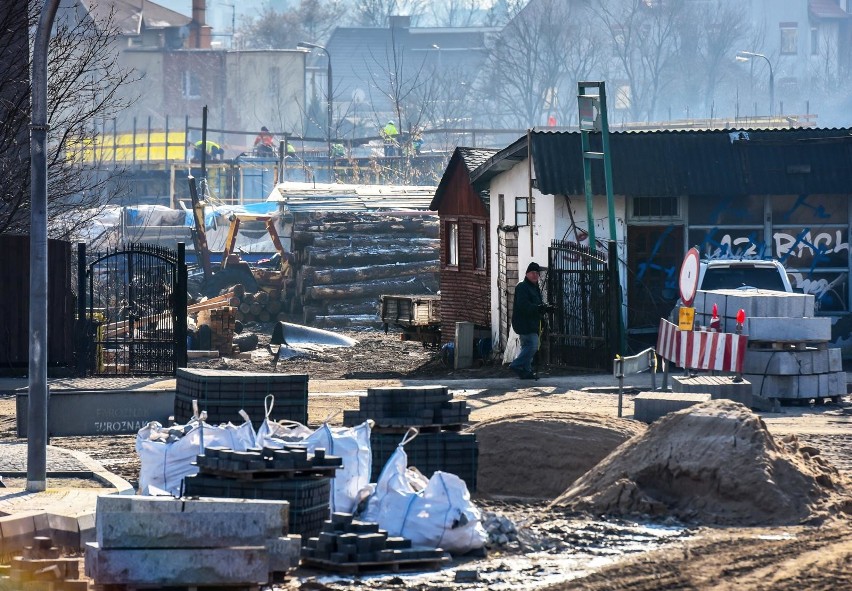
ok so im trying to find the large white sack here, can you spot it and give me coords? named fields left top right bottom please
left=361, top=431, right=486, bottom=554
left=256, top=395, right=373, bottom=514
left=135, top=409, right=256, bottom=496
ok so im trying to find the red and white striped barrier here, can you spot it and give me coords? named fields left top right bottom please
left=656, top=319, right=747, bottom=373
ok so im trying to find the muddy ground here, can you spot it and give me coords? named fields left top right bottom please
left=2, top=326, right=851, bottom=590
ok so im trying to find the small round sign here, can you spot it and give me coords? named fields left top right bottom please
left=679, top=247, right=700, bottom=307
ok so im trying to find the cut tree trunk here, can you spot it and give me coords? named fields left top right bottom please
left=302, top=261, right=438, bottom=287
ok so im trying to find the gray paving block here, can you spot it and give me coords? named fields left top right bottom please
left=97, top=510, right=274, bottom=549
left=84, top=543, right=269, bottom=585
left=76, top=512, right=96, bottom=547
left=746, top=317, right=831, bottom=342
left=0, top=511, right=42, bottom=555
left=829, top=348, right=843, bottom=372
left=743, top=349, right=832, bottom=375
left=745, top=371, right=848, bottom=399
left=96, top=495, right=289, bottom=535
left=46, top=513, right=80, bottom=549
left=671, top=375, right=752, bottom=406
left=267, top=535, right=302, bottom=573
left=633, top=392, right=712, bottom=423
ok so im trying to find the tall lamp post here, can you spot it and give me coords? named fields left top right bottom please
left=298, top=42, right=333, bottom=160
left=736, top=50, right=775, bottom=118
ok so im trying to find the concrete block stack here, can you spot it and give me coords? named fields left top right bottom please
left=182, top=446, right=341, bottom=539
left=174, top=368, right=308, bottom=424
left=342, top=386, right=478, bottom=491
left=692, top=289, right=846, bottom=401
left=1, top=535, right=87, bottom=591
left=300, top=511, right=447, bottom=573
left=84, top=495, right=300, bottom=588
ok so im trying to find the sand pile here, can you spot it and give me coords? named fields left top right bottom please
left=552, top=399, right=852, bottom=525
left=471, top=411, right=645, bottom=499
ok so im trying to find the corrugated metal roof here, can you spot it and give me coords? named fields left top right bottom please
left=267, top=182, right=437, bottom=213
left=431, top=147, right=498, bottom=210
left=525, top=128, right=852, bottom=197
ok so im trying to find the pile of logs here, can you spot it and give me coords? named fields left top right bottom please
left=290, top=213, right=440, bottom=329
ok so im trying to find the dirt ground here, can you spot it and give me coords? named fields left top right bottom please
left=2, top=326, right=851, bottom=590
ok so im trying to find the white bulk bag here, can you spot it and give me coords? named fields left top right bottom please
left=361, top=429, right=487, bottom=554
left=135, top=407, right=256, bottom=496
left=256, top=395, right=373, bottom=514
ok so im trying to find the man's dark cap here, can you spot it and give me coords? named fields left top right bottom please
left=261, top=126, right=269, bottom=131
left=526, top=262, right=541, bottom=273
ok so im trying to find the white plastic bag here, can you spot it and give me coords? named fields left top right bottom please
left=361, top=429, right=487, bottom=554
left=256, top=395, right=373, bottom=514
left=135, top=406, right=256, bottom=496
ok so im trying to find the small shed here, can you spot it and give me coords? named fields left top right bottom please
left=431, top=148, right=498, bottom=344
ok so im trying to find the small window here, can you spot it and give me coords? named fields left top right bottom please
left=498, top=193, right=505, bottom=225
left=780, top=23, right=798, bottom=55
left=810, top=27, right=819, bottom=56
left=632, top=196, right=679, bottom=218
left=183, top=71, right=201, bottom=99
left=474, top=224, right=487, bottom=270
left=515, top=197, right=528, bottom=226
left=446, top=221, right=458, bottom=266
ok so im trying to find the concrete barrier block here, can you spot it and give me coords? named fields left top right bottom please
left=671, top=375, right=752, bottom=406
left=85, top=543, right=269, bottom=585
left=96, top=495, right=289, bottom=535
left=746, top=317, right=831, bottom=342
left=743, top=349, right=832, bottom=375
left=97, top=511, right=274, bottom=549
left=633, top=392, right=711, bottom=423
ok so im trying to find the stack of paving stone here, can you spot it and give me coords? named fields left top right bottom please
left=85, top=495, right=301, bottom=588
left=342, top=386, right=478, bottom=491
left=692, top=289, right=845, bottom=401
left=174, top=368, right=308, bottom=424
left=300, top=512, right=447, bottom=573
left=183, top=446, right=342, bottom=539
left=1, top=536, right=87, bottom=591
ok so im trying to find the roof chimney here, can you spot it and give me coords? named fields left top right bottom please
left=189, top=0, right=212, bottom=48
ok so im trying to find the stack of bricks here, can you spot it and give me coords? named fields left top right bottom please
left=342, top=386, right=478, bottom=491
left=183, top=446, right=341, bottom=539
left=1, top=536, right=87, bottom=591
left=85, top=495, right=301, bottom=588
left=693, top=289, right=846, bottom=402
left=197, top=306, right=237, bottom=356
left=301, top=512, right=446, bottom=573
left=174, top=368, right=308, bottom=424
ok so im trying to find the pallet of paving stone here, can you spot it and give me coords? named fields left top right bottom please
left=342, top=385, right=471, bottom=428
left=1, top=536, right=87, bottom=591
left=370, top=431, right=478, bottom=491
left=301, top=554, right=449, bottom=575
left=183, top=475, right=330, bottom=538
left=175, top=369, right=308, bottom=424
left=194, top=447, right=342, bottom=480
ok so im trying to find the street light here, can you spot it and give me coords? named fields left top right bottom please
left=736, top=50, right=774, bottom=118
left=297, top=41, right=333, bottom=160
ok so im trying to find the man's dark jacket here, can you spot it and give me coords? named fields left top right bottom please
left=511, top=277, right=543, bottom=335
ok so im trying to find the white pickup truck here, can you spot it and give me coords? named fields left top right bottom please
left=669, top=259, right=793, bottom=322
left=697, top=259, right=793, bottom=293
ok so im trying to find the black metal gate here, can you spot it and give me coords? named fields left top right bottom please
left=547, top=239, right=619, bottom=370
left=77, top=242, right=187, bottom=376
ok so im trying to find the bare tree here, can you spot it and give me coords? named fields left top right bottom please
left=591, top=0, right=686, bottom=122
left=424, top=0, right=485, bottom=27
left=0, top=2, right=137, bottom=240
left=354, top=0, right=427, bottom=27
left=238, top=0, right=346, bottom=49
left=478, top=0, right=576, bottom=128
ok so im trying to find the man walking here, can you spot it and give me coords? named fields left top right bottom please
left=509, top=262, right=549, bottom=379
